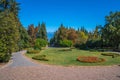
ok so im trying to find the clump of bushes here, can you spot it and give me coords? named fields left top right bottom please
left=60, top=40, right=72, bottom=47
left=0, top=53, right=10, bottom=62
left=32, top=55, right=48, bottom=61
left=27, top=50, right=40, bottom=54
left=34, top=39, right=48, bottom=50
left=60, top=48, right=72, bottom=51
left=77, top=56, right=105, bottom=63
left=101, top=53, right=120, bottom=58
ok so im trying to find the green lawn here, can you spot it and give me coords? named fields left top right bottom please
left=26, top=48, right=120, bottom=66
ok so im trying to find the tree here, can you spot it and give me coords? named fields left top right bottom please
left=34, top=39, right=48, bottom=50
left=0, top=12, right=19, bottom=54
left=41, top=22, right=47, bottom=40
left=78, top=26, right=88, bottom=35
left=37, top=22, right=47, bottom=41
left=60, top=40, right=72, bottom=47
left=37, top=22, right=42, bottom=38
left=67, top=29, right=78, bottom=44
left=76, top=31, right=88, bottom=44
left=102, top=11, right=120, bottom=49
left=9, top=0, right=20, bottom=16
left=18, top=25, right=30, bottom=50
left=57, top=24, right=68, bottom=42
left=28, top=24, right=38, bottom=47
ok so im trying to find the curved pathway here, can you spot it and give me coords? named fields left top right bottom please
left=0, top=51, right=120, bottom=80
left=8, top=51, right=38, bottom=67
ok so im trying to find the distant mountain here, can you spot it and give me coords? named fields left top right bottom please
left=47, top=32, right=54, bottom=41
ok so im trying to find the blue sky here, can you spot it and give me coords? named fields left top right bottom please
left=17, top=0, right=120, bottom=32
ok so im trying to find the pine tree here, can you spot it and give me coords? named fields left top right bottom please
left=28, top=24, right=39, bottom=47
left=18, top=25, right=30, bottom=50
left=0, top=12, right=19, bottom=54
left=37, top=22, right=42, bottom=38
left=41, top=22, right=47, bottom=41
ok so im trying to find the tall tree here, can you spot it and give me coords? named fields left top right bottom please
left=37, top=22, right=42, bottom=38
left=67, top=28, right=78, bottom=44
left=0, top=0, right=20, bottom=54
left=0, top=12, right=19, bottom=54
left=40, top=22, right=47, bottom=41
left=102, top=11, right=120, bottom=49
left=18, top=25, right=30, bottom=50
left=28, top=24, right=38, bottom=46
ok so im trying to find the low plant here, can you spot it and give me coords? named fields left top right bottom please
left=77, top=56, right=105, bottom=63
left=27, top=50, right=40, bottom=54
left=60, top=48, right=72, bottom=51
left=32, top=55, right=48, bottom=61
left=0, top=53, right=10, bottom=62
left=101, top=53, right=120, bottom=58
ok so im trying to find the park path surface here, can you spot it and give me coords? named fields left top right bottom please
left=0, top=51, right=120, bottom=80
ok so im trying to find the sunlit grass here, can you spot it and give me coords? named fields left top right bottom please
left=26, top=48, right=120, bottom=66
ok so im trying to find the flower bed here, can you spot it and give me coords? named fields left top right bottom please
left=77, top=56, right=105, bottom=63
left=101, top=53, right=120, bottom=58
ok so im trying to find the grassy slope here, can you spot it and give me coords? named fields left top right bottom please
left=26, top=48, right=120, bottom=66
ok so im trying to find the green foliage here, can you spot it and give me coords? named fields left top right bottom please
left=18, top=26, right=30, bottom=50
left=27, top=24, right=38, bottom=47
left=37, top=22, right=47, bottom=41
left=0, top=12, right=19, bottom=54
left=0, top=0, right=22, bottom=62
left=50, top=24, right=78, bottom=46
left=86, top=39, right=102, bottom=49
left=0, top=53, right=10, bottom=62
left=76, top=31, right=88, bottom=45
left=101, top=53, right=120, bottom=58
left=60, top=40, right=72, bottom=47
left=34, top=39, right=48, bottom=50
left=32, top=55, right=48, bottom=61
left=27, top=50, right=40, bottom=54
left=59, top=48, right=72, bottom=51
left=102, top=12, right=120, bottom=49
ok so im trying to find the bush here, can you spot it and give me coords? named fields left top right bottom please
left=0, top=53, right=10, bottom=62
left=60, top=40, right=72, bottom=47
left=32, top=55, right=48, bottom=61
left=86, top=39, right=102, bottom=49
left=34, top=39, right=48, bottom=50
left=27, top=50, right=40, bottom=54
left=77, top=56, right=105, bottom=63
left=101, top=53, right=120, bottom=58
left=60, top=48, right=72, bottom=51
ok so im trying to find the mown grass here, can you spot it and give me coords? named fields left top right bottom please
left=25, top=48, right=120, bottom=66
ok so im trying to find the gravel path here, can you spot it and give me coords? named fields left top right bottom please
left=0, top=51, right=120, bottom=80
left=8, top=51, right=38, bottom=67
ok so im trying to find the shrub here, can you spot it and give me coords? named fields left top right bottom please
left=60, top=40, right=72, bottom=47
left=0, top=53, right=10, bottom=62
left=27, top=50, right=40, bottom=54
left=60, top=48, right=72, bottom=51
left=77, top=56, right=105, bottom=63
left=86, top=39, right=102, bottom=49
left=34, top=39, right=48, bottom=50
left=32, top=55, right=48, bottom=61
left=101, top=53, right=120, bottom=58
